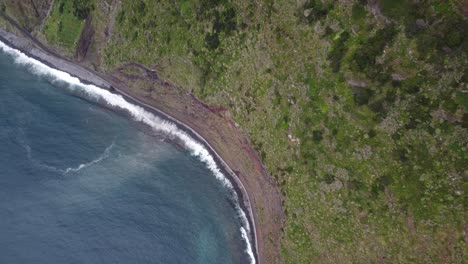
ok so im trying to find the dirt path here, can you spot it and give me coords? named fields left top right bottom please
left=105, top=0, right=120, bottom=40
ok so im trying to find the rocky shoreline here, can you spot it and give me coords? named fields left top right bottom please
left=0, top=28, right=261, bottom=263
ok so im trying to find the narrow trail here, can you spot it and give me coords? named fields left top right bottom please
left=105, top=0, right=121, bottom=39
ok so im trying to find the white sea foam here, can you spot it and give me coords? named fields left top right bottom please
left=241, top=227, right=256, bottom=262
left=19, top=126, right=114, bottom=175
left=63, top=142, right=114, bottom=174
left=0, top=41, right=256, bottom=264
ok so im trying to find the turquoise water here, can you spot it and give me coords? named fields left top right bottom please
left=0, top=44, right=251, bottom=263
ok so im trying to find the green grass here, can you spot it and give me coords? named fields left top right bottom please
left=42, top=0, right=86, bottom=51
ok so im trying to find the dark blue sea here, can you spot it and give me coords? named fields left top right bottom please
left=0, top=43, right=252, bottom=263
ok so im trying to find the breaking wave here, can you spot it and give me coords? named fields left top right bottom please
left=0, top=41, right=255, bottom=264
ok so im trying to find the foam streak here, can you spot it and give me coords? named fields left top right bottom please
left=63, top=142, right=114, bottom=175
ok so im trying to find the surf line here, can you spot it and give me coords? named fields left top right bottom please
left=0, top=39, right=258, bottom=264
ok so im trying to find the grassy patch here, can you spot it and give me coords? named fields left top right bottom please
left=42, top=0, right=88, bottom=51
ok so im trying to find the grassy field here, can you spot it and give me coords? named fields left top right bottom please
left=42, top=0, right=88, bottom=51
left=2, top=0, right=466, bottom=263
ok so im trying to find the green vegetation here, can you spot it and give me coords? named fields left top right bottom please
left=42, top=0, right=92, bottom=50
left=103, top=1, right=466, bottom=262
left=2, top=0, right=467, bottom=263
left=0, top=0, right=52, bottom=31
left=71, top=0, right=94, bottom=19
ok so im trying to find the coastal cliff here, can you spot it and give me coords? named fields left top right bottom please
left=0, top=2, right=283, bottom=263
left=1, top=0, right=466, bottom=263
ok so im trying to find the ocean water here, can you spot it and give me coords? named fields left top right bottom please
left=0, top=45, right=252, bottom=263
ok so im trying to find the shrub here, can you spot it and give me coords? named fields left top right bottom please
left=213, top=7, right=236, bottom=34
left=72, top=0, right=94, bottom=20
left=59, top=2, right=65, bottom=14
left=312, top=130, right=323, bottom=143
left=351, top=26, right=397, bottom=72
left=205, top=33, right=220, bottom=50
left=353, top=88, right=373, bottom=105
left=328, top=31, right=350, bottom=72
left=352, top=4, right=367, bottom=22
left=302, top=0, right=335, bottom=23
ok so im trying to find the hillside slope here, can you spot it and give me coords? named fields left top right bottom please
left=1, top=0, right=467, bottom=263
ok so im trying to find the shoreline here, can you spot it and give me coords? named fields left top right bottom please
left=0, top=29, right=260, bottom=263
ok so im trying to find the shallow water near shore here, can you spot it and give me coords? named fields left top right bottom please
left=0, top=47, right=251, bottom=263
